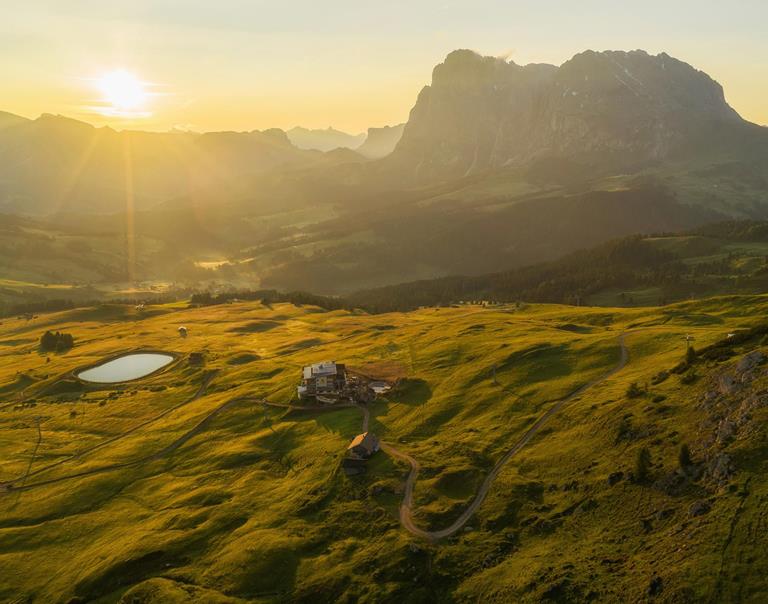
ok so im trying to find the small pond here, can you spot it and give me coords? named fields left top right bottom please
left=77, top=353, right=175, bottom=383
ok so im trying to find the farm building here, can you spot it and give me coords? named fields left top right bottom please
left=297, top=361, right=347, bottom=399
left=346, top=432, right=380, bottom=460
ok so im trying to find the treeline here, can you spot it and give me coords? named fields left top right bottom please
left=694, top=220, right=768, bottom=241
left=346, top=236, right=685, bottom=312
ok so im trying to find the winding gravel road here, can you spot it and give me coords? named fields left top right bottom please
left=384, top=333, right=628, bottom=541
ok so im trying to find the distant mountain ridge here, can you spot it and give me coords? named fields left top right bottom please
left=287, top=124, right=405, bottom=158
left=0, top=113, right=344, bottom=214
left=389, top=49, right=768, bottom=181
left=286, top=126, right=366, bottom=152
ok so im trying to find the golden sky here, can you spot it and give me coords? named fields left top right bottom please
left=3, top=1, right=767, bottom=133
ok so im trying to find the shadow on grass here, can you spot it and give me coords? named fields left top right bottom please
left=389, top=378, right=432, bottom=407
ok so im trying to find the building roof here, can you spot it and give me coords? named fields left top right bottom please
left=347, top=431, right=378, bottom=453
left=303, top=361, right=341, bottom=379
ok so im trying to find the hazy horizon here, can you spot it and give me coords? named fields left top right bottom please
left=3, top=0, right=768, bottom=133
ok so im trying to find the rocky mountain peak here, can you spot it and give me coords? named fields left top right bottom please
left=390, top=48, right=749, bottom=182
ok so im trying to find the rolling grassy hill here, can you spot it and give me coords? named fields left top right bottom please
left=2, top=296, right=768, bottom=601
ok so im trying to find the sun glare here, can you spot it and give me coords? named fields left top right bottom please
left=95, top=69, right=150, bottom=115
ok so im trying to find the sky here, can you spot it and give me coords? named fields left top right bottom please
left=2, top=0, right=767, bottom=133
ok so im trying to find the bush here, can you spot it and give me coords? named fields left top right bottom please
left=626, top=382, right=644, bottom=398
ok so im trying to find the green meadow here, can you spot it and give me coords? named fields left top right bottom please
left=2, top=297, right=768, bottom=602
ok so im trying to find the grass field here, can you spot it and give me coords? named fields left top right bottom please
left=2, top=297, right=768, bottom=602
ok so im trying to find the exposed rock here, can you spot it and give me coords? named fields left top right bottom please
left=716, top=419, right=736, bottom=446
left=699, top=389, right=719, bottom=410
left=689, top=500, right=711, bottom=517
left=717, top=374, right=738, bottom=395
left=737, top=350, right=765, bottom=373
left=706, top=453, right=734, bottom=485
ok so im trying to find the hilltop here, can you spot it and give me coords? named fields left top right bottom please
left=2, top=297, right=768, bottom=601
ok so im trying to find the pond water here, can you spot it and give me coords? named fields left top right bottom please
left=77, top=353, right=174, bottom=383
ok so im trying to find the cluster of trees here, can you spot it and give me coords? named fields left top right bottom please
left=40, top=330, right=74, bottom=352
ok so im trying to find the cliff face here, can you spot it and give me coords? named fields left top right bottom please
left=356, top=123, right=405, bottom=158
left=391, top=49, right=750, bottom=181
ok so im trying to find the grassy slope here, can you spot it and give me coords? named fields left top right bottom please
left=1, top=298, right=767, bottom=602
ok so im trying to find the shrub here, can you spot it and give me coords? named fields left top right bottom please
left=680, top=370, right=697, bottom=385
left=626, top=382, right=644, bottom=398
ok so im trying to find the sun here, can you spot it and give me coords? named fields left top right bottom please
left=96, top=69, right=149, bottom=112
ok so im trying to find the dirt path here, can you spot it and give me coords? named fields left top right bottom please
left=0, top=395, right=362, bottom=494
left=14, top=418, right=42, bottom=495
left=0, top=371, right=221, bottom=493
left=2, top=394, right=244, bottom=493
left=384, top=333, right=629, bottom=541
left=0, top=370, right=218, bottom=487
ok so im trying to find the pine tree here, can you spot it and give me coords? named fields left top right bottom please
left=679, top=443, right=692, bottom=471
left=635, top=447, right=652, bottom=483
